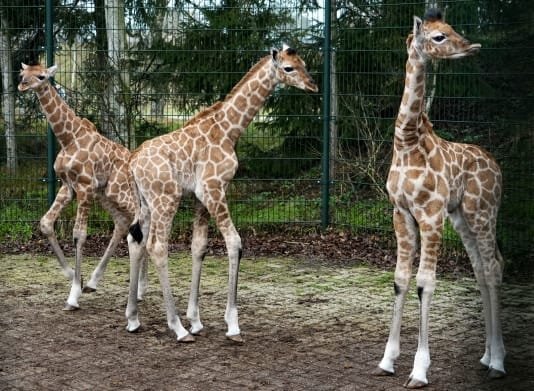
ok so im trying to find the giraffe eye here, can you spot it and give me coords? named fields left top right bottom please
left=283, top=66, right=294, bottom=73
left=37, top=75, right=46, bottom=80
left=432, top=35, right=446, bottom=43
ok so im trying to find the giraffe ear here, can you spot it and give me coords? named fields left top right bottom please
left=21, top=62, right=29, bottom=70
left=406, top=33, right=414, bottom=48
left=271, top=48, right=279, bottom=62
left=47, top=65, right=58, bottom=77
left=413, top=16, right=423, bottom=37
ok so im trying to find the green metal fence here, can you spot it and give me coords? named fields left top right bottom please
left=1, top=1, right=532, bottom=271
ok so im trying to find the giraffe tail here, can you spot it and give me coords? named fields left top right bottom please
left=127, top=164, right=144, bottom=244
left=129, top=221, right=143, bottom=244
left=495, top=240, right=505, bottom=283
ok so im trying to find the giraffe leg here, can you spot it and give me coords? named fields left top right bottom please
left=472, top=232, right=505, bottom=377
left=64, top=198, right=91, bottom=310
left=486, top=276, right=506, bottom=377
left=40, top=183, right=74, bottom=280
left=147, top=198, right=194, bottom=342
left=405, top=216, right=442, bottom=389
left=223, top=222, right=242, bottom=343
left=202, top=190, right=242, bottom=342
left=125, top=215, right=149, bottom=332
left=376, top=208, right=417, bottom=375
left=137, top=250, right=149, bottom=301
left=84, top=215, right=129, bottom=293
left=186, top=203, right=210, bottom=335
left=449, top=210, right=506, bottom=377
left=483, top=257, right=506, bottom=379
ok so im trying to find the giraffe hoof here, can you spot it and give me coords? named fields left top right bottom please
left=82, top=286, right=96, bottom=294
left=372, top=366, right=394, bottom=376
left=190, top=328, right=206, bottom=337
left=487, top=368, right=506, bottom=379
left=63, top=303, right=80, bottom=311
left=126, top=322, right=141, bottom=333
left=404, top=377, right=428, bottom=389
left=226, top=334, right=244, bottom=344
left=177, top=333, right=196, bottom=343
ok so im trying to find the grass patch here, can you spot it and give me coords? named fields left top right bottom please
left=333, top=198, right=391, bottom=230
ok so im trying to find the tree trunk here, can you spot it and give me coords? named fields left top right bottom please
left=104, top=0, right=131, bottom=147
left=148, top=4, right=168, bottom=123
left=150, top=89, right=165, bottom=121
left=0, top=12, right=17, bottom=173
left=329, top=2, right=338, bottom=185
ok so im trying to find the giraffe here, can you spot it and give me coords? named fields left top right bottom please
left=18, top=63, right=148, bottom=310
left=125, top=45, right=318, bottom=342
left=373, top=9, right=505, bottom=388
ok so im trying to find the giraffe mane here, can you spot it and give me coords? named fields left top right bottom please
left=182, top=101, right=224, bottom=128
left=420, top=113, right=435, bottom=135
left=181, top=55, right=271, bottom=128
left=223, top=55, right=271, bottom=103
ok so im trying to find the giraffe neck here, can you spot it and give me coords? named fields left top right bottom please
left=221, top=56, right=276, bottom=144
left=34, top=82, right=80, bottom=148
left=394, top=44, right=427, bottom=149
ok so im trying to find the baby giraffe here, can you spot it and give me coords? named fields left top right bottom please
left=18, top=64, right=148, bottom=310
left=374, top=9, right=505, bottom=388
left=125, top=45, right=318, bottom=342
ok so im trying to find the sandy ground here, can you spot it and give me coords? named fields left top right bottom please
left=1, top=253, right=533, bottom=390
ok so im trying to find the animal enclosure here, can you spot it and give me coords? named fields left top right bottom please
left=0, top=0, right=532, bottom=273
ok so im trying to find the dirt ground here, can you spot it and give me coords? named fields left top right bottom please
left=1, top=243, right=533, bottom=390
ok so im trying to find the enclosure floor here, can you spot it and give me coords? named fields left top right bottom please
left=0, top=254, right=532, bottom=390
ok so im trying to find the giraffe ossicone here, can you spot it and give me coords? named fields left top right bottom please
left=18, top=63, right=148, bottom=310
left=374, top=9, right=505, bottom=388
left=125, top=45, right=317, bottom=343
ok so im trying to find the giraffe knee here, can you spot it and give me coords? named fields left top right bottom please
left=393, top=281, right=409, bottom=296
left=147, top=240, right=168, bottom=267
left=415, top=274, right=436, bottom=297
left=231, top=232, right=242, bottom=250
left=191, top=242, right=207, bottom=263
left=39, top=218, right=54, bottom=237
left=393, top=269, right=411, bottom=293
left=483, top=263, right=503, bottom=287
left=417, top=286, right=424, bottom=301
left=191, top=235, right=208, bottom=259
left=72, top=229, right=87, bottom=244
left=227, top=236, right=242, bottom=260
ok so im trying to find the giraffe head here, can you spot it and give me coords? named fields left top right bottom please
left=409, top=8, right=481, bottom=61
left=18, top=63, right=57, bottom=92
left=271, top=44, right=318, bottom=93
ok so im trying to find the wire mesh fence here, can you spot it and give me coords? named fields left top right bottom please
left=0, top=1, right=532, bottom=272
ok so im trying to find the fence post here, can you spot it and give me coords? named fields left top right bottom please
left=45, top=0, right=56, bottom=206
left=320, top=0, right=332, bottom=229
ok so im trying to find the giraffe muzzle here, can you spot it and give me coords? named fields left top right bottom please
left=18, top=82, right=30, bottom=92
left=466, top=43, right=482, bottom=55
left=448, top=42, right=481, bottom=59
left=307, top=79, right=319, bottom=93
